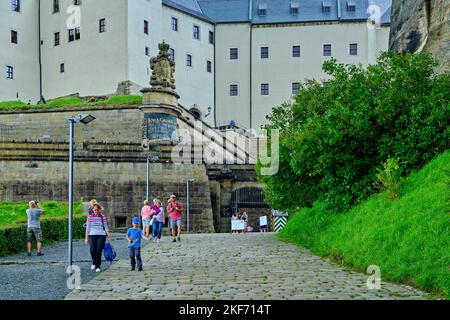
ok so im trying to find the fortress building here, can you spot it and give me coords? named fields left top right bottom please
left=1, top=0, right=391, bottom=129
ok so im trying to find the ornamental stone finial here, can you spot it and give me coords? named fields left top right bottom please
left=149, top=41, right=176, bottom=90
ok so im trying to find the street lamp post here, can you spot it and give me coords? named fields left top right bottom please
left=68, top=114, right=95, bottom=268
left=186, top=178, right=196, bottom=236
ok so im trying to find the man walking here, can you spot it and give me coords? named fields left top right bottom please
left=167, top=194, right=184, bottom=242
left=26, top=201, right=45, bottom=256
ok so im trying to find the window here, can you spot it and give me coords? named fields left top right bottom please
left=292, top=45, right=301, bottom=57
left=11, top=30, right=18, bottom=44
left=54, top=32, right=60, bottom=46
left=349, top=43, right=358, bottom=55
left=99, top=18, right=106, bottom=33
left=206, top=60, right=212, bottom=73
left=186, top=54, right=192, bottom=67
left=73, top=0, right=81, bottom=5
left=261, top=83, right=269, bottom=95
left=68, top=27, right=81, bottom=42
left=230, top=84, right=238, bottom=96
left=322, top=0, right=331, bottom=13
left=260, top=47, right=269, bottom=59
left=292, top=82, right=300, bottom=95
left=347, top=0, right=356, bottom=13
left=230, top=48, right=238, bottom=60
left=7, top=66, right=14, bottom=79
left=258, top=4, right=267, bottom=16
left=169, top=48, right=175, bottom=61
left=171, top=17, right=178, bottom=31
left=290, top=2, right=299, bottom=14
left=193, top=25, right=200, bottom=40
left=12, top=0, right=20, bottom=12
left=209, top=31, right=214, bottom=44
left=53, top=0, right=60, bottom=13
left=60, top=63, right=65, bottom=73
left=144, top=20, right=149, bottom=34
left=145, top=46, right=150, bottom=56
left=323, top=44, right=332, bottom=56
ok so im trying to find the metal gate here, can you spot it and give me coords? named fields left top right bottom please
left=231, top=187, right=268, bottom=215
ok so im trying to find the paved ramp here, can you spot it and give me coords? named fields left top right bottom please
left=65, top=233, right=427, bottom=300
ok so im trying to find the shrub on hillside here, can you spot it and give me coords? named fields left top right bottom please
left=258, top=52, right=449, bottom=212
left=374, top=158, right=402, bottom=199
left=0, top=216, right=85, bottom=257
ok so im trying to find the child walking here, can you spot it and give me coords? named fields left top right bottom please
left=127, top=217, right=149, bottom=271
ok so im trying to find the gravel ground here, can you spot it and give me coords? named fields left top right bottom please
left=0, top=233, right=152, bottom=300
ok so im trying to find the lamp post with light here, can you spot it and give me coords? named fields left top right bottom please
left=68, top=114, right=95, bottom=268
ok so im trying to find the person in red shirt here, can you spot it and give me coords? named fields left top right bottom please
left=167, top=194, right=184, bottom=242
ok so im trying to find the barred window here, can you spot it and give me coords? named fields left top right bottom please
left=99, top=18, right=106, bottom=33
left=261, top=83, right=269, bottom=95
left=230, top=84, right=238, bottom=96
left=323, top=44, right=332, bottom=56
left=349, top=43, right=358, bottom=56
left=292, top=45, right=301, bottom=58
left=12, top=0, right=20, bottom=12
left=230, top=48, right=238, bottom=60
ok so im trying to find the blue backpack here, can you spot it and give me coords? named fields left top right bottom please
left=99, top=216, right=116, bottom=264
left=104, top=242, right=116, bottom=264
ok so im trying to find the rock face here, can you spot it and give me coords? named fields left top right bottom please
left=389, top=0, right=450, bottom=73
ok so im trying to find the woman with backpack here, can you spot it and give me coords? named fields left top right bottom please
left=84, top=203, right=112, bottom=272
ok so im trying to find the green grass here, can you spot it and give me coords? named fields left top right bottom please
left=90, top=95, right=142, bottom=106
left=46, top=97, right=85, bottom=107
left=279, top=150, right=450, bottom=299
left=0, top=101, right=27, bottom=109
left=0, top=201, right=83, bottom=228
left=0, top=95, right=142, bottom=111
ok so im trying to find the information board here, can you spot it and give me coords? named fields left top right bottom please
left=144, top=113, right=177, bottom=141
left=231, top=220, right=245, bottom=231
left=259, top=216, right=267, bottom=226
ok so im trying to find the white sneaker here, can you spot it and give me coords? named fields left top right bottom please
left=91, top=265, right=95, bottom=270
left=156, top=239, right=160, bottom=243
left=95, top=268, right=101, bottom=273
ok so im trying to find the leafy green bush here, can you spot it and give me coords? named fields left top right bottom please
left=0, top=216, right=86, bottom=257
left=374, top=158, right=402, bottom=199
left=259, top=52, right=450, bottom=212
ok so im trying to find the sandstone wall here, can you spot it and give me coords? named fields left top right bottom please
left=390, top=0, right=450, bottom=73
left=0, top=160, right=215, bottom=233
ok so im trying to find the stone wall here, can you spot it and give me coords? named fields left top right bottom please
left=390, top=0, right=450, bottom=73
left=0, top=160, right=215, bottom=233
left=0, top=105, right=262, bottom=233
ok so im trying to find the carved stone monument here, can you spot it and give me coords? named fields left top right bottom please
left=140, top=42, right=181, bottom=145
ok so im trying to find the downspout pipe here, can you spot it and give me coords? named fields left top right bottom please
left=38, top=0, right=46, bottom=104
left=249, top=0, right=253, bottom=129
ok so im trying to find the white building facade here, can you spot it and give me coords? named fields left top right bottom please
left=0, top=0, right=391, bottom=129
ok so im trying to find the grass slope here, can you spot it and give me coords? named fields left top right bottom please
left=0, top=201, right=83, bottom=228
left=279, top=150, right=450, bottom=299
left=0, top=95, right=142, bottom=111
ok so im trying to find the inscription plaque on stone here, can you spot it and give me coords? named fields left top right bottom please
left=144, top=113, right=177, bottom=141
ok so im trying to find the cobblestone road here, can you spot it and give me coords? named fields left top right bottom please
left=65, top=233, right=427, bottom=300
left=0, top=233, right=147, bottom=300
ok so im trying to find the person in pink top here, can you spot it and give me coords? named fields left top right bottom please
left=167, top=194, right=184, bottom=242
left=141, top=200, right=152, bottom=238
left=150, top=199, right=160, bottom=242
